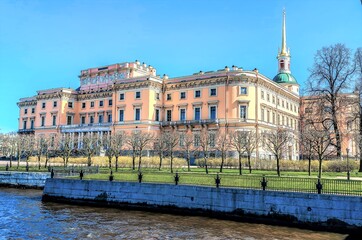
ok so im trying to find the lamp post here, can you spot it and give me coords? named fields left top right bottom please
left=346, top=148, right=350, bottom=181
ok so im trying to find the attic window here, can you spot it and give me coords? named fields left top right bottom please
left=98, top=67, right=108, bottom=71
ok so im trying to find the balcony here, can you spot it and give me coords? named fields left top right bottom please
left=18, top=129, right=35, bottom=134
left=60, top=122, right=112, bottom=133
left=160, top=119, right=219, bottom=128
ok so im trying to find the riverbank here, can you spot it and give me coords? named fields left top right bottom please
left=0, top=171, right=50, bottom=189
left=42, top=178, right=362, bottom=234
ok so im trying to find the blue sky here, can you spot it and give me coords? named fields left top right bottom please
left=0, top=0, right=361, bottom=133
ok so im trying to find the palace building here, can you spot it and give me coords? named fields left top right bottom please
left=17, top=11, right=300, bottom=160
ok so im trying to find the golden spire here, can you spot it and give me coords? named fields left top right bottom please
left=280, top=9, right=288, bottom=56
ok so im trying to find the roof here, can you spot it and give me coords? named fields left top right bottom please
left=273, top=72, right=297, bottom=84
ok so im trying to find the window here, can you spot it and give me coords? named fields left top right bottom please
left=194, top=134, right=200, bottom=147
left=81, top=116, right=86, bottom=124
left=99, top=100, right=104, bottom=107
left=31, top=108, right=35, bottom=114
left=166, top=110, right=172, bottom=121
left=180, top=109, right=186, bottom=121
left=261, top=109, right=264, bottom=121
left=240, top=87, right=247, bottom=95
left=294, top=105, right=296, bottom=112
left=155, top=109, right=160, bottom=121
left=286, top=102, right=289, bottom=110
left=119, top=93, right=125, bottom=100
left=195, top=90, right=201, bottom=98
left=82, top=102, right=86, bottom=109
left=135, top=108, right=141, bottom=121
left=272, top=112, right=275, bottom=124
left=180, top=92, right=186, bottom=99
left=167, top=93, right=172, bottom=101
left=98, top=115, right=103, bottom=123
left=179, top=134, right=185, bottom=147
left=210, top=106, right=217, bottom=119
left=209, top=133, right=215, bottom=147
left=108, top=99, right=113, bottom=106
left=135, top=91, right=141, bottom=99
left=108, top=114, right=112, bottom=123
left=90, top=101, right=94, bottom=108
left=282, top=100, right=285, bottom=108
left=42, top=102, right=46, bottom=109
left=52, top=115, right=56, bottom=126
left=210, top=88, right=217, bottom=96
left=286, top=117, right=289, bottom=127
left=282, top=116, right=285, bottom=125
left=272, top=96, right=275, bottom=104
left=156, top=93, right=160, bottom=100
left=119, top=110, right=124, bottom=122
left=24, top=109, right=28, bottom=114
left=291, top=119, right=293, bottom=128
left=277, top=114, right=280, bottom=125
left=30, top=120, right=34, bottom=129
left=240, top=106, right=247, bottom=120
left=267, top=110, right=270, bottom=123
left=261, top=91, right=264, bottom=99
left=41, top=116, right=45, bottom=126
left=194, top=107, right=201, bottom=120
left=68, top=102, right=73, bottom=108
left=90, top=116, right=94, bottom=124
left=277, top=98, right=280, bottom=106
left=267, top=93, right=270, bottom=102
left=53, top=101, right=57, bottom=108
left=23, top=120, right=27, bottom=129
left=67, top=116, right=72, bottom=125
left=305, top=108, right=313, bottom=114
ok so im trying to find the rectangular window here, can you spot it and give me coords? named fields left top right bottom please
left=31, top=108, right=35, bottom=114
left=180, top=109, right=186, bottom=121
left=24, top=109, right=28, bottom=114
left=108, top=99, right=113, bottom=106
left=210, top=88, right=217, bottom=96
left=90, top=116, right=94, bottom=124
left=68, top=102, right=73, bottom=108
left=267, top=110, right=270, bottom=123
left=240, top=106, right=247, bottom=119
left=194, top=107, right=201, bottom=120
left=98, top=115, right=103, bottom=123
left=99, top=100, right=104, bottom=107
left=90, top=101, right=94, bottom=108
left=135, top=91, right=141, bottom=99
left=119, top=93, right=125, bottom=100
left=261, top=109, right=264, bottom=121
left=209, top=134, right=215, bottom=147
left=272, top=96, right=275, bottom=104
left=82, top=102, right=86, bottom=109
left=286, top=102, right=289, bottom=110
left=155, top=109, right=160, bottom=121
left=282, top=100, right=285, bottom=108
left=267, top=93, right=270, bottom=102
left=53, top=101, right=57, bottom=108
left=135, top=108, right=141, bottom=121
left=240, top=87, right=247, bottom=95
left=119, top=110, right=124, bottom=122
left=81, top=116, right=86, bottom=124
left=108, top=114, right=112, bottom=123
left=166, top=110, right=172, bottom=121
left=195, top=90, right=201, bottom=98
left=67, top=116, right=72, bottom=125
left=277, top=98, right=280, bottom=106
left=167, top=93, right=172, bottom=101
left=272, top=112, right=275, bottom=124
left=261, top=91, right=264, bottom=99
left=30, top=120, right=34, bottom=129
left=282, top=116, right=285, bottom=125
left=194, top=134, right=200, bottom=147
left=210, top=106, right=217, bottom=119
left=277, top=114, right=280, bottom=125
left=180, top=92, right=186, bottom=99
left=42, top=102, right=46, bottom=109
left=41, top=116, right=45, bottom=126
left=52, top=115, right=56, bottom=126
left=179, top=134, right=185, bottom=147
left=23, top=120, right=27, bottom=129
left=156, top=93, right=160, bottom=100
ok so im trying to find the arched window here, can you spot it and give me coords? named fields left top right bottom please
left=280, top=60, right=285, bottom=69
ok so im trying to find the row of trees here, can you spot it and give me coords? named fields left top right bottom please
left=0, top=128, right=298, bottom=176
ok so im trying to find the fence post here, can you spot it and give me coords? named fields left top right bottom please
left=5, top=164, right=9, bottom=171
left=109, top=170, right=114, bottom=182
left=51, top=168, right=54, bottom=179
left=261, top=175, right=267, bottom=191
left=215, top=173, right=221, bottom=188
left=316, top=178, right=323, bottom=194
left=138, top=171, right=143, bottom=183
left=80, top=170, right=84, bottom=180
left=174, top=172, right=179, bottom=185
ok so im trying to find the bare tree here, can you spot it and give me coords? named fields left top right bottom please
left=354, top=48, right=362, bottom=171
left=34, top=135, right=45, bottom=170
left=104, top=134, right=115, bottom=169
left=154, top=132, right=168, bottom=170
left=163, top=131, right=179, bottom=173
left=215, top=130, right=231, bottom=173
left=82, top=133, right=100, bottom=167
left=199, top=130, right=215, bottom=174
left=58, top=134, right=74, bottom=167
left=136, top=131, right=154, bottom=171
left=127, top=131, right=138, bottom=170
left=307, top=44, right=355, bottom=158
left=179, top=131, right=194, bottom=172
left=262, top=128, right=293, bottom=177
left=112, top=131, right=126, bottom=172
left=300, top=128, right=315, bottom=176
left=1, top=133, right=17, bottom=168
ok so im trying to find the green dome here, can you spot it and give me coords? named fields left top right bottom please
left=273, top=72, right=297, bottom=84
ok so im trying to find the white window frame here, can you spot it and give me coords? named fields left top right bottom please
left=134, top=108, right=141, bottom=121
left=239, top=105, right=247, bottom=120
left=194, top=107, right=201, bottom=120
left=209, top=105, right=217, bottom=119
left=179, top=108, right=186, bottom=121
left=210, top=88, right=217, bottom=97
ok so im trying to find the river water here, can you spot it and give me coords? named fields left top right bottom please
left=0, top=188, right=349, bottom=240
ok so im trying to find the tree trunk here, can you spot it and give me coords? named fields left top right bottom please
left=38, top=155, right=41, bottom=170
left=332, top=104, right=342, bottom=158
left=247, top=155, right=252, bottom=174
left=63, top=157, right=66, bottom=168
left=138, top=154, right=142, bottom=171
left=108, top=156, right=112, bottom=169
left=17, top=153, right=20, bottom=169
left=238, top=154, right=242, bottom=175
left=359, top=110, right=362, bottom=172
left=158, top=153, right=163, bottom=171
left=318, top=157, right=323, bottom=179
left=219, top=152, right=224, bottom=173
left=44, top=153, right=49, bottom=168
left=276, top=156, right=280, bottom=177
left=87, top=155, right=92, bottom=167
left=204, top=157, right=208, bottom=174
left=308, top=157, right=312, bottom=176
left=9, top=155, right=12, bottom=168
left=115, top=156, right=119, bottom=172
left=132, top=149, right=136, bottom=170
left=170, top=153, right=174, bottom=174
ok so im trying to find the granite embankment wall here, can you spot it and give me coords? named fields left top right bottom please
left=0, top=171, right=50, bottom=188
left=42, top=179, right=362, bottom=233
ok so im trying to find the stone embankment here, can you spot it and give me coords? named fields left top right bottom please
left=42, top=179, right=362, bottom=233
left=0, top=171, right=50, bottom=189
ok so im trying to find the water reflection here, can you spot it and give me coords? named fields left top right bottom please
left=0, top=188, right=349, bottom=239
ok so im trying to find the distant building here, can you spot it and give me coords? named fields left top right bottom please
left=17, top=11, right=300, bottom=160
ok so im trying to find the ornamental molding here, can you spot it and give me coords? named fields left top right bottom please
left=77, top=91, right=113, bottom=101
left=17, top=100, right=37, bottom=107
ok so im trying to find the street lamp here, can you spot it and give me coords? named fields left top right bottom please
left=346, top=148, right=350, bottom=181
